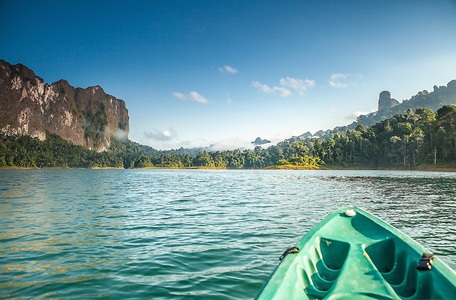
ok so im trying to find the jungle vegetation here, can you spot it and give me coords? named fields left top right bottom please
left=1, top=105, right=455, bottom=170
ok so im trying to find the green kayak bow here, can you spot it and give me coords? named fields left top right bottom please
left=257, top=207, right=456, bottom=299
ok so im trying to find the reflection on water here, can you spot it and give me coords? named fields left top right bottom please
left=0, top=169, right=455, bottom=299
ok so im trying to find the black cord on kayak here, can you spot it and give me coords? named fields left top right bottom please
left=279, top=247, right=299, bottom=260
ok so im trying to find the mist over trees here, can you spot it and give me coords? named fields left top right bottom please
left=1, top=105, right=456, bottom=169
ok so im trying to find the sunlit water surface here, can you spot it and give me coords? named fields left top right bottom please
left=1, top=169, right=455, bottom=299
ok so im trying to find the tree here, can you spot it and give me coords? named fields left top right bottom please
left=394, top=122, right=413, bottom=137
left=135, top=156, right=153, bottom=168
left=436, top=105, right=456, bottom=160
left=355, top=124, right=366, bottom=133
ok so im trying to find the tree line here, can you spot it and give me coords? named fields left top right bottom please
left=309, top=105, right=456, bottom=168
left=1, top=105, right=455, bottom=169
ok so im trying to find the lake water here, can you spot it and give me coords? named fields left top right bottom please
left=1, top=169, right=455, bottom=299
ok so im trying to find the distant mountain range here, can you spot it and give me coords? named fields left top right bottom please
left=2, top=59, right=455, bottom=153
left=291, top=80, right=456, bottom=141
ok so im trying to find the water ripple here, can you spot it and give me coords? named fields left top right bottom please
left=0, top=169, right=455, bottom=299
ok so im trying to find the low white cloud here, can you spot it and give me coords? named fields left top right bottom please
left=329, top=73, right=350, bottom=88
left=252, top=76, right=314, bottom=97
left=172, top=92, right=187, bottom=101
left=344, top=111, right=369, bottom=121
left=114, top=129, right=128, bottom=140
left=280, top=77, right=315, bottom=95
left=219, top=65, right=238, bottom=74
left=189, top=91, right=209, bottom=104
left=173, top=91, right=209, bottom=104
left=274, top=86, right=292, bottom=97
left=144, top=128, right=177, bottom=141
left=209, top=137, right=254, bottom=151
left=252, top=81, right=292, bottom=97
left=252, top=81, right=274, bottom=94
left=227, top=98, right=233, bottom=104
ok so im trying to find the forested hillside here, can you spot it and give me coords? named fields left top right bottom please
left=350, top=80, right=456, bottom=130
left=2, top=60, right=455, bottom=170
left=295, top=105, right=456, bottom=169
left=1, top=105, right=455, bottom=169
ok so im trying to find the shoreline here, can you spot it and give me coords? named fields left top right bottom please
left=1, top=166, right=456, bottom=171
left=0, top=166, right=125, bottom=170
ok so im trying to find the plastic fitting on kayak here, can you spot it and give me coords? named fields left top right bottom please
left=345, top=209, right=356, bottom=217
left=417, top=252, right=435, bottom=270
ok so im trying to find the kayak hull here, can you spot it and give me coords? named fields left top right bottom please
left=256, top=207, right=456, bottom=299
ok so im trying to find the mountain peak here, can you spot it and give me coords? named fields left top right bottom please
left=0, top=60, right=130, bottom=151
left=378, top=90, right=399, bottom=111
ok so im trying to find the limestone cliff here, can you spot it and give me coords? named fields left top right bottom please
left=352, top=80, right=456, bottom=130
left=378, top=91, right=399, bottom=111
left=0, top=60, right=129, bottom=151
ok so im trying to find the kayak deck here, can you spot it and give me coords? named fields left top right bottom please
left=257, top=207, right=456, bottom=299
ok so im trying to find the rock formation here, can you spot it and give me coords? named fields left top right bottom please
left=0, top=60, right=129, bottom=151
left=378, top=91, right=399, bottom=111
left=252, top=137, right=271, bottom=145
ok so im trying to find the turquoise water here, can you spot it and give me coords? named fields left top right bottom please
left=1, top=169, right=455, bottom=299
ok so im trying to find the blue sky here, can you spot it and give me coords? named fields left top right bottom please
left=1, top=1, right=456, bottom=150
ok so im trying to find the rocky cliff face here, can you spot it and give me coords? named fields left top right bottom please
left=378, top=91, right=399, bottom=111
left=0, top=60, right=129, bottom=151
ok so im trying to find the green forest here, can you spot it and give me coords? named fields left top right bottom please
left=1, top=105, right=456, bottom=170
